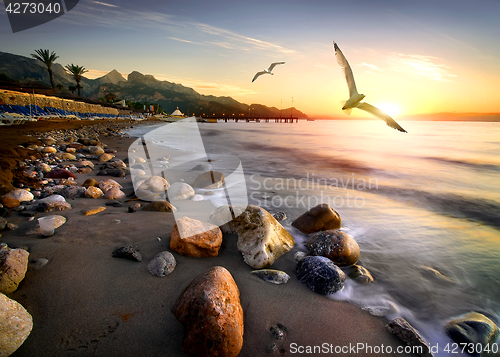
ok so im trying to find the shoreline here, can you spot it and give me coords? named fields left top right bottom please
left=0, top=121, right=418, bottom=356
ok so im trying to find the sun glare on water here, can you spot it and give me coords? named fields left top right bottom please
left=376, top=103, right=401, bottom=117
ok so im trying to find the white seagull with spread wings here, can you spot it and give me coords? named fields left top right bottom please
left=333, top=41, right=407, bottom=133
left=252, top=62, right=285, bottom=82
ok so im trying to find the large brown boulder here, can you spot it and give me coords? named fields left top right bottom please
left=291, top=204, right=341, bottom=234
left=210, top=205, right=295, bottom=269
left=0, top=292, right=33, bottom=356
left=307, top=230, right=359, bottom=266
left=172, top=266, right=243, bottom=357
left=0, top=245, right=29, bottom=294
left=170, top=216, right=223, bottom=257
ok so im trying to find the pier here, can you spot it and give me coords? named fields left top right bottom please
left=200, top=116, right=300, bottom=123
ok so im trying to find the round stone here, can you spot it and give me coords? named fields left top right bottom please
left=307, top=230, right=360, bottom=266
left=296, top=256, right=345, bottom=295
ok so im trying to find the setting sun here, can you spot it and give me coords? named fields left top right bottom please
left=376, top=103, right=401, bottom=117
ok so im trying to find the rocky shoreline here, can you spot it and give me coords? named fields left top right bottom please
left=0, top=121, right=498, bottom=356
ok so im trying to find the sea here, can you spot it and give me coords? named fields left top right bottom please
left=126, top=119, right=500, bottom=355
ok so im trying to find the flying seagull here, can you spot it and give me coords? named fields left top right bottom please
left=333, top=41, right=407, bottom=133
left=252, top=62, right=285, bottom=82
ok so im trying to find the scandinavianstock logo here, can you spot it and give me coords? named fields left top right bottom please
left=128, top=117, right=248, bottom=237
left=3, top=0, right=79, bottom=33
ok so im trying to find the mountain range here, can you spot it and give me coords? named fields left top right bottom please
left=0, top=51, right=308, bottom=118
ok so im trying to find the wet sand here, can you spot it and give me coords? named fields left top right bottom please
left=0, top=121, right=417, bottom=356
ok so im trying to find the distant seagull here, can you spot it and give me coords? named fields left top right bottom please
left=333, top=41, right=407, bottom=133
left=252, top=62, right=285, bottom=82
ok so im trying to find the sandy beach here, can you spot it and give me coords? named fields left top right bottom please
left=0, top=120, right=418, bottom=357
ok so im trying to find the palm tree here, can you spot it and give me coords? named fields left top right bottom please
left=31, top=49, right=59, bottom=90
left=65, top=64, right=88, bottom=97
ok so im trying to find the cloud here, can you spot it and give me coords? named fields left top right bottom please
left=389, top=54, right=457, bottom=81
left=90, top=1, right=118, bottom=8
left=359, top=63, right=382, bottom=71
left=167, top=37, right=202, bottom=45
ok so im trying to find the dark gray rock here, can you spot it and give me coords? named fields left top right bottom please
left=147, top=251, right=176, bottom=277
left=386, top=318, right=433, bottom=357
left=445, top=312, right=499, bottom=356
left=112, top=245, right=142, bottom=262
left=59, top=186, right=86, bottom=199
left=28, top=258, right=49, bottom=271
left=97, top=169, right=127, bottom=177
left=296, top=256, right=345, bottom=295
left=0, top=207, right=9, bottom=217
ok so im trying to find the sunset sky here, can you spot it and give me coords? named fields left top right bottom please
left=1, top=0, right=499, bottom=118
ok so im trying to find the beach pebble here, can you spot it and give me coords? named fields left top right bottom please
left=78, top=138, right=100, bottom=146
left=109, top=160, right=126, bottom=169
left=1, top=196, right=20, bottom=209
left=147, top=251, right=176, bottom=277
left=307, top=230, right=360, bottom=266
left=0, top=208, right=7, bottom=218
left=61, top=153, right=76, bottom=160
left=88, top=146, right=105, bottom=155
left=85, top=186, right=104, bottom=199
left=35, top=163, right=51, bottom=173
left=99, top=179, right=122, bottom=193
left=82, top=178, right=99, bottom=188
left=45, top=169, right=76, bottom=179
left=36, top=202, right=71, bottom=212
left=105, top=200, right=124, bottom=207
left=296, top=256, right=345, bottom=295
left=346, top=264, right=374, bottom=284
left=59, top=185, right=86, bottom=199
left=167, top=182, right=195, bottom=200
left=128, top=203, right=141, bottom=212
left=193, top=171, right=225, bottom=189
left=40, top=137, right=56, bottom=145
left=97, top=168, right=127, bottom=177
left=170, top=216, right=223, bottom=257
left=272, top=211, right=287, bottom=222
left=3, top=189, right=34, bottom=203
left=130, top=168, right=146, bottom=176
left=172, top=266, right=243, bottom=357
left=292, top=203, right=341, bottom=234
left=38, top=194, right=66, bottom=204
left=67, top=142, right=84, bottom=150
left=82, top=206, right=106, bottom=216
left=103, top=188, right=126, bottom=200
left=41, top=147, right=57, bottom=154
left=98, top=153, right=115, bottom=162
left=270, top=324, right=287, bottom=340
left=445, top=312, right=499, bottom=353
left=210, top=205, right=294, bottom=269
left=386, top=318, right=433, bottom=357
left=294, top=251, right=307, bottom=262
left=134, top=156, right=146, bottom=163
left=191, top=194, right=204, bottom=201
left=111, top=245, right=142, bottom=262
left=76, top=160, right=94, bottom=168
left=251, top=269, right=290, bottom=284
left=0, top=217, right=6, bottom=230
left=6, top=223, right=18, bottom=231
left=0, top=245, right=29, bottom=294
left=77, top=167, right=93, bottom=174
left=0, top=292, right=33, bottom=356
left=28, top=258, right=49, bottom=271
left=140, top=176, right=169, bottom=192
left=65, top=147, right=76, bottom=153
left=142, top=201, right=176, bottom=212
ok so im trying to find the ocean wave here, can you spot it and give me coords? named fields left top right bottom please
left=378, top=186, right=500, bottom=229
left=424, top=156, right=500, bottom=171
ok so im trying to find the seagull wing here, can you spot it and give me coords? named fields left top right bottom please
left=357, top=102, right=407, bottom=133
left=333, top=42, right=359, bottom=98
left=252, top=71, right=267, bottom=82
left=268, top=62, right=285, bottom=72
